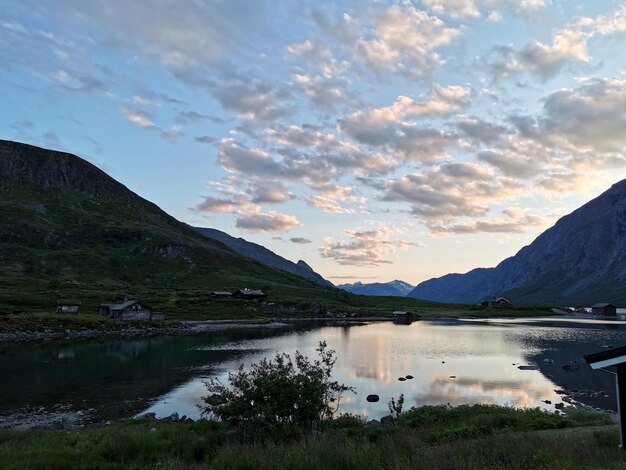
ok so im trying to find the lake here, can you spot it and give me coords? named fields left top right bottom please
left=1, top=317, right=624, bottom=428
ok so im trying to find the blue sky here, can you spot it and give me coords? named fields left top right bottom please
left=1, top=0, right=626, bottom=285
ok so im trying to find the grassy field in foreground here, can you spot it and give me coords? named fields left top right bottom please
left=0, top=405, right=620, bottom=470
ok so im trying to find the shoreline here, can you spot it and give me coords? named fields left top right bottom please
left=0, top=319, right=295, bottom=344
left=0, top=315, right=410, bottom=344
left=1, top=311, right=598, bottom=345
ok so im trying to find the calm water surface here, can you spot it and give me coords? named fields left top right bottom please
left=1, top=317, right=625, bottom=426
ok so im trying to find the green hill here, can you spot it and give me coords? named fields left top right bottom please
left=0, top=140, right=456, bottom=320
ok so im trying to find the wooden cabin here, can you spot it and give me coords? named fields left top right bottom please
left=99, top=300, right=155, bottom=320
left=209, top=291, right=233, bottom=298
left=56, top=298, right=81, bottom=314
left=591, top=303, right=617, bottom=316
left=392, top=310, right=412, bottom=317
left=479, top=297, right=511, bottom=307
left=232, top=289, right=267, bottom=300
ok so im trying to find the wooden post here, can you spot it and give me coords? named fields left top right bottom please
left=617, top=364, right=626, bottom=449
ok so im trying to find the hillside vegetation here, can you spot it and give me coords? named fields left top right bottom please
left=0, top=139, right=536, bottom=321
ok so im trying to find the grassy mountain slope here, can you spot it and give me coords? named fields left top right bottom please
left=409, top=179, right=626, bottom=306
left=0, top=140, right=466, bottom=319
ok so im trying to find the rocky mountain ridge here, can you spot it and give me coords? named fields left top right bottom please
left=193, top=227, right=332, bottom=287
left=338, top=280, right=414, bottom=297
left=408, top=179, right=626, bottom=305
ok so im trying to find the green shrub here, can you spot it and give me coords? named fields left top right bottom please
left=203, top=341, right=355, bottom=441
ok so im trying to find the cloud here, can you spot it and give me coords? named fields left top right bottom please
left=235, top=209, right=300, bottom=233
left=304, top=185, right=366, bottom=214
left=489, top=27, right=589, bottom=82
left=427, top=207, right=546, bottom=235
left=194, top=194, right=252, bottom=214
left=421, top=0, right=548, bottom=19
left=35, top=0, right=269, bottom=68
left=248, top=181, right=294, bottom=204
left=457, top=117, right=509, bottom=145
left=266, top=124, right=343, bottom=150
left=207, top=77, right=292, bottom=125
left=341, top=85, right=471, bottom=130
left=290, top=237, right=312, bottom=244
left=337, top=85, right=467, bottom=161
left=119, top=106, right=183, bottom=142
left=217, top=138, right=283, bottom=175
left=51, top=69, right=108, bottom=93
left=291, top=73, right=348, bottom=110
left=539, top=78, right=626, bottom=153
left=158, top=125, right=183, bottom=143
left=42, top=131, right=64, bottom=150
left=120, top=106, right=157, bottom=129
left=489, top=5, right=626, bottom=81
left=194, top=135, right=216, bottom=144
left=320, top=227, right=423, bottom=266
left=477, top=150, right=545, bottom=179
left=421, top=0, right=482, bottom=19
left=592, top=5, right=626, bottom=36
left=356, top=5, right=461, bottom=78
left=1, top=19, right=115, bottom=98
left=383, top=163, right=523, bottom=221
left=174, top=110, right=210, bottom=125
left=287, top=40, right=333, bottom=63
left=218, top=131, right=395, bottom=187
left=130, top=89, right=187, bottom=107
left=311, top=8, right=360, bottom=47
left=486, top=10, right=503, bottom=23
left=338, top=119, right=459, bottom=163
left=11, top=119, right=35, bottom=132
left=305, top=195, right=354, bottom=214
left=194, top=177, right=299, bottom=233
left=534, top=172, right=592, bottom=194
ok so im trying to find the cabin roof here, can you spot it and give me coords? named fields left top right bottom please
left=211, top=291, right=232, bottom=295
left=584, top=345, right=626, bottom=369
left=57, top=299, right=81, bottom=306
left=235, top=289, right=266, bottom=296
left=392, top=310, right=411, bottom=315
left=592, top=303, right=615, bottom=308
left=101, top=300, right=151, bottom=311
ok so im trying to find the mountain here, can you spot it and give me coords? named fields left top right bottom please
left=338, top=280, right=414, bottom=297
left=0, top=140, right=339, bottom=317
left=408, top=179, right=626, bottom=306
left=193, top=227, right=333, bottom=287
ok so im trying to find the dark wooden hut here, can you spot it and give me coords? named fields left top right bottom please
left=56, top=298, right=81, bottom=314
left=99, top=300, right=155, bottom=320
left=591, top=303, right=617, bottom=316
left=232, top=289, right=267, bottom=300
left=209, top=291, right=233, bottom=298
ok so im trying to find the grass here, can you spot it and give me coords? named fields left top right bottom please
left=0, top=405, right=620, bottom=469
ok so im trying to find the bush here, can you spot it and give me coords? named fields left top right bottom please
left=203, top=341, right=354, bottom=441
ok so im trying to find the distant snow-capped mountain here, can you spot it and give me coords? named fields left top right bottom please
left=338, top=280, right=414, bottom=297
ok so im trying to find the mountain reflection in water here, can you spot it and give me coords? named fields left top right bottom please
left=0, top=317, right=624, bottom=427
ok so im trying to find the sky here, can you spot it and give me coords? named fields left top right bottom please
left=1, top=0, right=626, bottom=286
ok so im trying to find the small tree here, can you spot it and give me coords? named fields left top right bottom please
left=388, top=393, right=405, bottom=419
left=203, top=341, right=354, bottom=441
